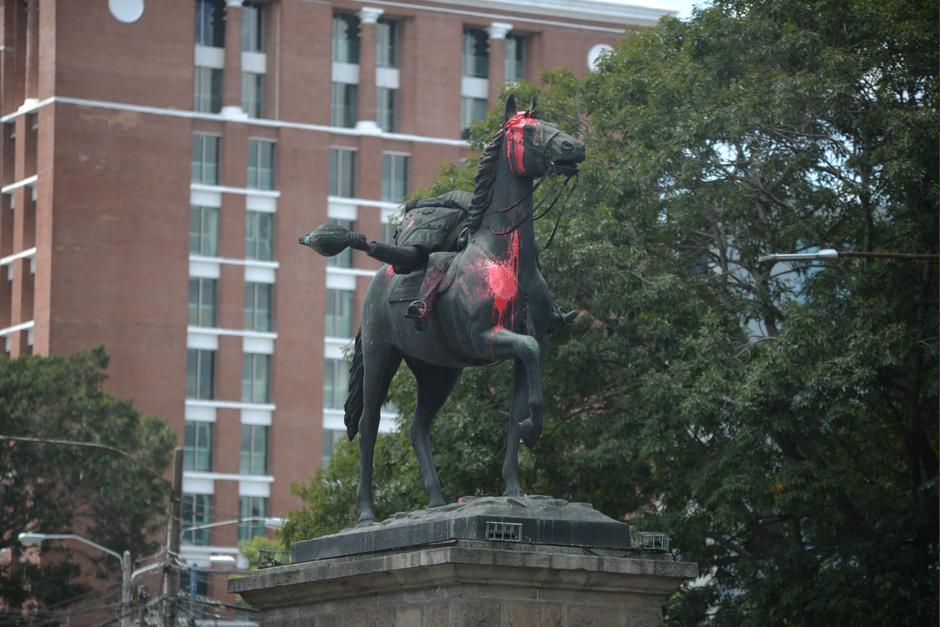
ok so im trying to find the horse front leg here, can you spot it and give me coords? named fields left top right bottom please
left=503, top=360, right=527, bottom=496
left=479, top=328, right=543, bottom=449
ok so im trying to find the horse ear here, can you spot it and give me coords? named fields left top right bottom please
left=529, top=96, right=539, bottom=117
left=505, top=95, right=517, bottom=121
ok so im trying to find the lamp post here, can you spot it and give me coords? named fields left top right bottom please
left=0, top=437, right=181, bottom=627
left=18, top=532, right=134, bottom=627
left=758, top=249, right=939, bottom=263
left=181, top=516, right=285, bottom=536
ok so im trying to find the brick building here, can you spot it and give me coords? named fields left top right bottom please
left=0, top=0, right=669, bottom=621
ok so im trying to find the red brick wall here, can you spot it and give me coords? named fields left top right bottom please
left=45, top=104, right=190, bottom=426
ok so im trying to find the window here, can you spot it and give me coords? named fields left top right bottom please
left=191, top=134, right=220, bottom=185
left=376, top=87, right=396, bottom=132
left=376, top=19, right=398, bottom=67
left=325, top=289, right=354, bottom=338
left=181, top=493, right=211, bottom=546
left=247, top=140, right=275, bottom=190
left=332, top=13, right=360, bottom=63
left=240, top=424, right=268, bottom=474
left=324, top=358, right=349, bottom=409
left=180, top=569, right=210, bottom=599
left=326, top=218, right=354, bottom=268
left=188, top=277, right=216, bottom=327
left=462, top=28, right=488, bottom=78
left=330, top=83, right=358, bottom=128
left=328, top=148, right=356, bottom=197
left=242, top=72, right=264, bottom=118
left=190, top=206, right=218, bottom=257
left=381, top=154, right=409, bottom=202
left=244, top=282, right=272, bottom=332
left=460, top=97, right=487, bottom=140
left=239, top=496, right=267, bottom=541
left=184, top=421, right=213, bottom=472
left=194, top=67, right=222, bottom=113
left=245, top=211, right=273, bottom=260
left=195, top=0, right=224, bottom=47
left=242, top=2, right=264, bottom=52
left=322, top=428, right=345, bottom=468
left=187, top=349, right=215, bottom=400
left=242, top=353, right=270, bottom=403
left=505, top=34, right=525, bottom=82
left=382, top=221, right=396, bottom=244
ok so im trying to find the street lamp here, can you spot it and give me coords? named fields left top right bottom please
left=18, top=532, right=134, bottom=627
left=758, top=249, right=939, bottom=263
left=0, top=438, right=183, bottom=627
left=180, top=516, right=285, bottom=535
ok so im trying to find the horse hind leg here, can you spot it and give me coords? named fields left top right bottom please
left=356, top=343, right=402, bottom=526
left=405, top=359, right=461, bottom=508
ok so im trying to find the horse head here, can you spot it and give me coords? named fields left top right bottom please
left=503, top=95, right=585, bottom=179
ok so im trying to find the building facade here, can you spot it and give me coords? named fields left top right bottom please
left=0, top=0, right=668, bottom=620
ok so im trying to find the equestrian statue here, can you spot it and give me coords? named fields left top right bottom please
left=300, top=96, right=585, bottom=524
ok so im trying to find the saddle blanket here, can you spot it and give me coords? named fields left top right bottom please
left=388, top=270, right=425, bottom=303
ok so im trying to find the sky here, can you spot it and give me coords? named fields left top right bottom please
left=600, top=0, right=708, bottom=20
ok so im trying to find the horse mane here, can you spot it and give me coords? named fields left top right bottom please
left=467, top=125, right=506, bottom=233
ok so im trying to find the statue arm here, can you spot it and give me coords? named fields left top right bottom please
left=349, top=235, right=427, bottom=273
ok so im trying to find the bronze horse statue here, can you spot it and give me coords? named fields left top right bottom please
left=312, top=97, right=584, bottom=524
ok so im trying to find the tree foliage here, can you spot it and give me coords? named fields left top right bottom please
left=0, top=348, right=176, bottom=613
left=286, top=1, right=938, bottom=623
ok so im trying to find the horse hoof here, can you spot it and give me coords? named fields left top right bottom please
left=502, top=488, right=525, bottom=497
left=356, top=513, right=377, bottom=526
left=428, top=498, right=446, bottom=508
left=518, top=419, right=541, bottom=449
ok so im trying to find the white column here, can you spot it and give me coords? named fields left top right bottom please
left=221, top=0, right=248, bottom=119
left=355, top=7, right=384, bottom=133
left=486, top=22, right=512, bottom=105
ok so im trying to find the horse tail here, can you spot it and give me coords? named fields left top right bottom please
left=344, top=328, right=364, bottom=440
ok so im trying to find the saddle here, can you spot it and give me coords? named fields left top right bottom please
left=387, top=253, right=459, bottom=304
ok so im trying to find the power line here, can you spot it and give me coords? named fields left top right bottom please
left=0, top=435, right=171, bottom=487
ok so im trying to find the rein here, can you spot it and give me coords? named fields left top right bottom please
left=486, top=114, right=580, bottom=241
left=490, top=173, right=577, bottom=238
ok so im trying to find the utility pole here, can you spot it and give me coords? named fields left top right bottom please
left=163, top=448, right=183, bottom=627
left=18, top=533, right=135, bottom=627
left=121, top=550, right=132, bottom=627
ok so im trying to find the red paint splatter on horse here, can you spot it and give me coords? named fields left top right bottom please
left=385, top=265, right=395, bottom=280
left=486, top=230, right=520, bottom=329
left=505, top=112, right=539, bottom=176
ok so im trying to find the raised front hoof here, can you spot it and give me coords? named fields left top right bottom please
left=356, top=512, right=377, bottom=527
left=518, top=418, right=542, bottom=449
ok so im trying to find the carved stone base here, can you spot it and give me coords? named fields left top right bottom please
left=292, top=496, right=634, bottom=562
left=231, top=498, right=697, bottom=626
left=232, top=540, right=696, bottom=626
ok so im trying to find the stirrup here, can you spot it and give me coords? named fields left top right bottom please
left=405, top=300, right=427, bottom=320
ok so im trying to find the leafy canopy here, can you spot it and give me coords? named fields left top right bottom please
left=286, top=1, right=938, bottom=624
left=0, top=348, right=176, bottom=613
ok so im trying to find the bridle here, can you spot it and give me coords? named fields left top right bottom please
left=490, top=118, right=579, bottom=241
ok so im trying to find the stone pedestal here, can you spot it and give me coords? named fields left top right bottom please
left=231, top=498, right=697, bottom=626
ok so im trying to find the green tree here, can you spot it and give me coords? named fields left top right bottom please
left=286, top=1, right=938, bottom=623
left=0, top=348, right=176, bottom=614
